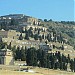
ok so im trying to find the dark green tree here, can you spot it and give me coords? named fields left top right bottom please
left=26, top=47, right=37, bottom=66
left=37, top=49, right=43, bottom=67
left=10, top=19, right=18, bottom=25
left=70, top=59, right=74, bottom=72
left=34, top=34, right=38, bottom=40
left=73, top=45, right=75, bottom=50
left=12, top=45, right=16, bottom=59
left=25, top=32, right=29, bottom=40
left=40, top=50, right=47, bottom=68
left=15, top=46, right=21, bottom=60
left=48, top=19, right=52, bottom=22
left=74, top=58, right=75, bottom=72
left=42, top=34, right=44, bottom=39
left=44, top=19, right=47, bottom=22
left=61, top=45, right=64, bottom=50
left=0, top=41, right=6, bottom=49
left=67, top=54, right=70, bottom=63
left=39, top=35, right=42, bottom=41
left=20, top=47, right=26, bottom=61
left=19, top=33, right=23, bottom=40
left=7, top=42, right=11, bottom=49
left=47, top=54, right=51, bottom=69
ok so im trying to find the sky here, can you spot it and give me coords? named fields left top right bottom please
left=0, top=0, right=74, bottom=21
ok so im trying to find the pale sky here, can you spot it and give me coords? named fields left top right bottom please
left=0, top=0, right=74, bottom=21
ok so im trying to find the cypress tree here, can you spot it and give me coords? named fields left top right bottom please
left=20, top=46, right=26, bottom=61
left=7, top=42, right=11, bottom=49
left=15, top=46, right=21, bottom=60
left=19, top=33, right=23, bottom=40
left=74, top=58, right=75, bottom=72
left=41, top=50, right=47, bottom=68
left=47, top=54, right=51, bottom=69
left=26, top=47, right=37, bottom=66
left=70, top=59, right=74, bottom=72
left=25, top=32, right=29, bottom=40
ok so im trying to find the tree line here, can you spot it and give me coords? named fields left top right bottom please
left=11, top=46, right=75, bottom=72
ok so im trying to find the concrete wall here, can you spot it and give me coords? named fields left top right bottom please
left=0, top=31, right=8, bottom=38
left=5, top=56, right=14, bottom=65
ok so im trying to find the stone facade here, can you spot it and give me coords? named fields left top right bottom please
left=39, top=44, right=50, bottom=52
left=0, top=30, right=20, bottom=39
left=0, top=48, right=14, bottom=65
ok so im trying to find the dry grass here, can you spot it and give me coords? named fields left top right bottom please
left=0, top=70, right=43, bottom=75
left=32, top=67, right=75, bottom=75
left=0, top=66, right=75, bottom=75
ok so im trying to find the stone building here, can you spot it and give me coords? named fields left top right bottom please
left=23, top=16, right=38, bottom=25
left=39, top=44, right=50, bottom=52
left=0, top=29, right=20, bottom=39
left=0, top=48, right=14, bottom=65
left=0, top=14, right=39, bottom=26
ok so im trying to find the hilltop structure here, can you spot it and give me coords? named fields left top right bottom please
left=0, top=14, right=39, bottom=25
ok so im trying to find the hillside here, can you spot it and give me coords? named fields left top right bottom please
left=40, top=20, right=75, bottom=49
left=0, top=14, right=75, bottom=73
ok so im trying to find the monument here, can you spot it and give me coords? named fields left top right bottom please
left=0, top=47, right=14, bottom=65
